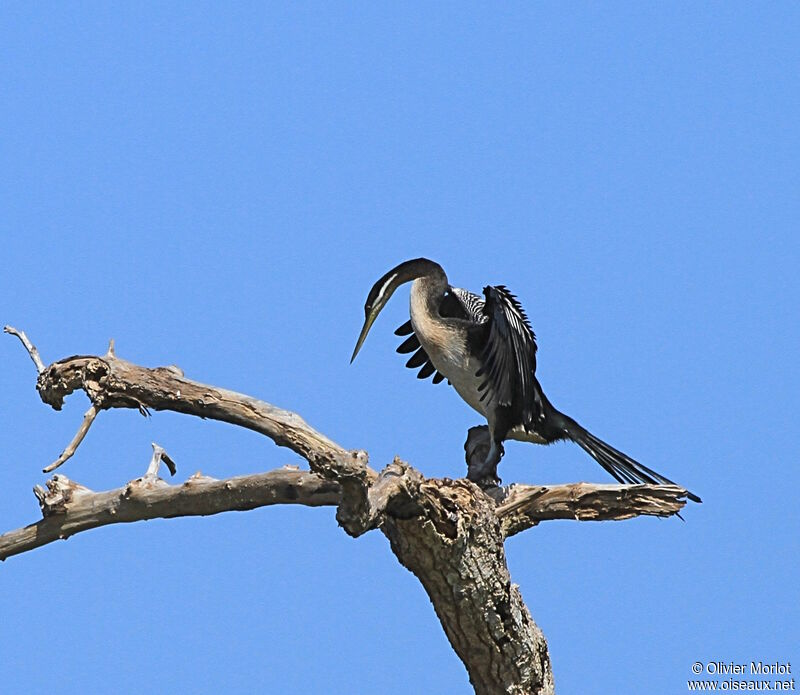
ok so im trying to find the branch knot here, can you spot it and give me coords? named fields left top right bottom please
left=33, top=476, right=93, bottom=517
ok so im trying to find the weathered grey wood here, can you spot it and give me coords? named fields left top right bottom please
left=383, top=476, right=554, bottom=695
left=0, top=468, right=341, bottom=561
left=3, top=329, right=693, bottom=694
left=33, top=351, right=355, bottom=475
left=44, top=403, right=99, bottom=472
left=0, top=467, right=683, bottom=563
left=495, top=482, right=689, bottom=537
left=4, top=325, right=45, bottom=373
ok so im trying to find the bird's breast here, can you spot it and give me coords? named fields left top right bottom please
left=410, top=281, right=488, bottom=417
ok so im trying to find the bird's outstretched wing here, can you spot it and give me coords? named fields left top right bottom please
left=394, top=287, right=485, bottom=385
left=476, top=285, right=541, bottom=427
left=394, top=321, right=448, bottom=384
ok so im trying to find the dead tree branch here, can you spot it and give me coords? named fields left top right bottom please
left=3, top=329, right=694, bottom=695
left=495, top=482, right=688, bottom=537
left=0, top=464, right=682, bottom=564
left=4, top=325, right=45, bottom=373
left=44, top=403, right=99, bottom=472
left=1, top=465, right=340, bottom=561
left=29, top=347, right=355, bottom=474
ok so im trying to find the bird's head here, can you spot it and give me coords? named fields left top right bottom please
left=350, top=257, right=445, bottom=363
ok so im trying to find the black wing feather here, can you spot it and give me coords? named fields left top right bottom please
left=478, top=285, right=541, bottom=427
left=406, top=347, right=429, bottom=369
left=417, top=362, right=436, bottom=379
left=396, top=323, right=448, bottom=386
left=394, top=320, right=414, bottom=336
left=396, top=334, right=420, bottom=354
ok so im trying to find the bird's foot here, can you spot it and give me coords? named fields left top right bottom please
left=464, top=427, right=503, bottom=488
left=466, top=465, right=501, bottom=488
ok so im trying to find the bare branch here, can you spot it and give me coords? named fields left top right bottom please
left=146, top=443, right=177, bottom=478
left=0, top=466, right=341, bottom=561
left=4, top=325, right=46, bottom=373
left=3, top=470, right=683, bottom=561
left=495, top=482, right=689, bottom=537
left=43, top=404, right=99, bottom=473
left=31, top=348, right=370, bottom=482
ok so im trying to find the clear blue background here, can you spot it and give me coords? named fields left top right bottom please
left=1, top=4, right=798, bottom=693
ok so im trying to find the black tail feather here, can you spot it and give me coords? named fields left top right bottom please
left=561, top=418, right=702, bottom=504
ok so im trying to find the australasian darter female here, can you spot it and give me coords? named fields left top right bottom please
left=350, top=258, right=701, bottom=503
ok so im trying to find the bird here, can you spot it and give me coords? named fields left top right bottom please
left=350, top=257, right=701, bottom=503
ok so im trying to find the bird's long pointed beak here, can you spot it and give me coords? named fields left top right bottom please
left=350, top=312, right=377, bottom=363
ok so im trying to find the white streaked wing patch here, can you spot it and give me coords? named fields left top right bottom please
left=452, top=287, right=488, bottom=323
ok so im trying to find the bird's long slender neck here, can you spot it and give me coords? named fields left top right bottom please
left=410, top=269, right=449, bottom=316
left=403, top=258, right=447, bottom=289
left=372, top=258, right=446, bottom=309
left=410, top=266, right=467, bottom=368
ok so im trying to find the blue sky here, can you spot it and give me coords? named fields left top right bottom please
left=1, top=3, right=798, bottom=693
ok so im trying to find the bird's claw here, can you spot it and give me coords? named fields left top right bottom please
left=466, top=441, right=503, bottom=486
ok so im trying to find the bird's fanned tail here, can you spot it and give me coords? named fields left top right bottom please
left=558, top=415, right=702, bottom=503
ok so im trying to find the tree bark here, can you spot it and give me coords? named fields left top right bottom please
left=3, top=327, right=692, bottom=694
left=381, top=474, right=554, bottom=694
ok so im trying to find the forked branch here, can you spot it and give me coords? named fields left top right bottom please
left=3, top=328, right=693, bottom=695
